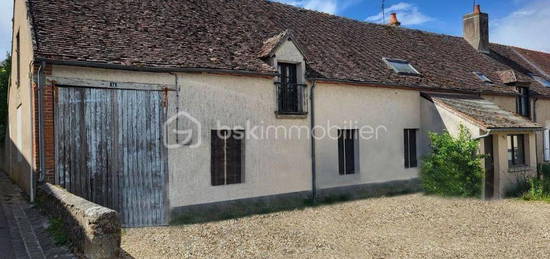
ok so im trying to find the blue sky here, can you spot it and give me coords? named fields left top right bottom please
left=1, top=0, right=549, bottom=58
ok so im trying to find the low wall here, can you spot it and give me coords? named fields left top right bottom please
left=37, top=183, right=121, bottom=259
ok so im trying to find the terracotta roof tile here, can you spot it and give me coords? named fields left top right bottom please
left=425, top=93, right=541, bottom=129
left=27, top=0, right=550, bottom=96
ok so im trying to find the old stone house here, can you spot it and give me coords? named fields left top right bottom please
left=5, top=0, right=550, bottom=226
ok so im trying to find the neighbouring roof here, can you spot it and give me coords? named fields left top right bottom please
left=423, top=93, right=541, bottom=130
left=27, top=0, right=550, bottom=96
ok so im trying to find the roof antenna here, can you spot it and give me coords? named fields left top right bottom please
left=381, top=0, right=385, bottom=23
left=473, top=0, right=476, bottom=11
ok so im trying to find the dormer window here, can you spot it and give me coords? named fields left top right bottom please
left=531, top=74, right=550, bottom=87
left=473, top=72, right=493, bottom=84
left=383, top=58, right=420, bottom=76
left=276, top=63, right=307, bottom=115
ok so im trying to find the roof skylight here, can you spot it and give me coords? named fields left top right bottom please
left=473, top=72, right=493, bottom=84
left=531, top=74, right=550, bottom=87
left=382, top=58, right=420, bottom=75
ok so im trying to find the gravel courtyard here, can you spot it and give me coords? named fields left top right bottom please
left=122, top=194, right=550, bottom=258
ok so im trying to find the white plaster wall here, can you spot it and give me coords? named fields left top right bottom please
left=419, top=97, right=445, bottom=157
left=169, top=73, right=311, bottom=207
left=492, top=132, right=537, bottom=198
left=433, top=105, right=482, bottom=138
left=7, top=0, right=36, bottom=193
left=51, top=65, right=312, bottom=209
left=481, top=95, right=516, bottom=113
left=314, top=83, right=421, bottom=189
left=272, top=40, right=306, bottom=84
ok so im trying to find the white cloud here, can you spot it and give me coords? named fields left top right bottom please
left=365, top=2, right=433, bottom=26
left=0, top=0, right=14, bottom=56
left=274, top=0, right=359, bottom=15
left=491, top=0, right=550, bottom=53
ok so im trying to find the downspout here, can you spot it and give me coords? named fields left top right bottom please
left=37, top=61, right=46, bottom=184
left=310, top=81, right=317, bottom=202
left=170, top=72, right=180, bottom=143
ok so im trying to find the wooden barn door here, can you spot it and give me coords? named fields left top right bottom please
left=54, top=86, right=168, bottom=227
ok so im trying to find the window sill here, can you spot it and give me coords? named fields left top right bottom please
left=508, top=165, right=533, bottom=173
left=275, top=112, right=308, bottom=119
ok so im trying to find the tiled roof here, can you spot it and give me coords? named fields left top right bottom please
left=424, top=93, right=541, bottom=130
left=28, top=0, right=550, bottom=96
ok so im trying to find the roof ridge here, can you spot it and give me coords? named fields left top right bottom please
left=267, top=0, right=549, bottom=54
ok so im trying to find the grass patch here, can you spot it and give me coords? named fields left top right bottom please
left=520, top=177, right=550, bottom=203
left=46, top=218, right=70, bottom=246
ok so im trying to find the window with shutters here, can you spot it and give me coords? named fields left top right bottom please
left=507, top=134, right=525, bottom=167
left=338, top=129, right=358, bottom=175
left=276, top=63, right=307, bottom=115
left=545, top=129, right=550, bottom=162
left=516, top=87, right=530, bottom=117
left=211, top=130, right=244, bottom=186
left=404, top=129, right=418, bottom=168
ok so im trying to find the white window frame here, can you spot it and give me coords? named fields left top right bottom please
left=382, top=57, right=421, bottom=76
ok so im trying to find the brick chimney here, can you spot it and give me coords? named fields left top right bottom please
left=388, top=13, right=401, bottom=26
left=463, top=4, right=489, bottom=53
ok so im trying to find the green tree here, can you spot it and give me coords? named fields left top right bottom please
left=0, top=53, right=11, bottom=140
left=421, top=125, right=485, bottom=197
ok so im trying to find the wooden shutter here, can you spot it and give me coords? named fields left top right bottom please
left=338, top=130, right=345, bottom=175
left=345, top=130, right=355, bottom=174
left=226, top=130, right=243, bottom=184
left=404, top=129, right=417, bottom=168
left=338, top=129, right=356, bottom=175
left=404, top=130, right=410, bottom=168
left=409, top=130, right=417, bottom=167
left=211, top=130, right=226, bottom=186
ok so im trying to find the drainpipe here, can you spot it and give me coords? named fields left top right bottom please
left=310, top=81, right=317, bottom=202
left=37, top=61, right=46, bottom=184
left=170, top=72, right=180, bottom=143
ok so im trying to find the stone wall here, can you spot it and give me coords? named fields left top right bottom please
left=37, top=183, right=121, bottom=259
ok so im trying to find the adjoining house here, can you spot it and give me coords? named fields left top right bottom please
left=5, top=0, right=550, bottom=226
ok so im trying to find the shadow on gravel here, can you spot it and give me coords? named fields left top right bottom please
left=170, top=189, right=421, bottom=226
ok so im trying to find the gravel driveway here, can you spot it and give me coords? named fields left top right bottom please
left=122, top=194, right=550, bottom=258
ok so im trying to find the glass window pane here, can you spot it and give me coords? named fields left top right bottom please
left=384, top=59, right=420, bottom=75
left=517, top=135, right=525, bottom=165
left=507, top=136, right=514, bottom=166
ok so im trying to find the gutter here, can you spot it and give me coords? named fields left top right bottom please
left=34, top=58, right=277, bottom=77
left=474, top=129, right=492, bottom=140
left=310, top=80, right=317, bottom=202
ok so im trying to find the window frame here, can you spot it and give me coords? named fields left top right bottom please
left=507, top=134, right=526, bottom=167
left=530, top=74, right=550, bottom=87
left=516, top=87, right=530, bottom=118
left=275, top=62, right=307, bottom=115
left=382, top=58, right=421, bottom=76
left=404, top=129, right=418, bottom=168
left=473, top=71, right=493, bottom=84
left=211, top=129, right=245, bottom=186
left=338, top=129, right=359, bottom=175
